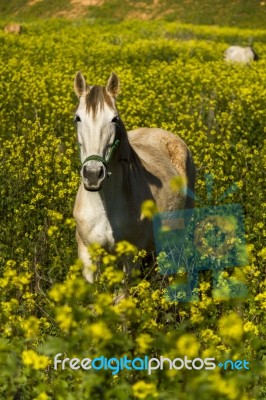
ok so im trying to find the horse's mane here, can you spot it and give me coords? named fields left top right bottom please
left=114, top=115, right=144, bottom=202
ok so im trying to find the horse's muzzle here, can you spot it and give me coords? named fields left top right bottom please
left=82, top=162, right=106, bottom=191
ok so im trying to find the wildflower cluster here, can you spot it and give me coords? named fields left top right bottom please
left=0, top=18, right=265, bottom=399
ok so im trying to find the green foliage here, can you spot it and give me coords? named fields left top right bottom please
left=0, top=19, right=265, bottom=399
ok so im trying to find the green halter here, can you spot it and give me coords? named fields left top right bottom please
left=82, top=138, right=120, bottom=175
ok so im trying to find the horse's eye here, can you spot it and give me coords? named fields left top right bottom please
left=74, top=115, right=81, bottom=123
left=111, top=116, right=119, bottom=123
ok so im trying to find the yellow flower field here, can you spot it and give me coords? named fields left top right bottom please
left=0, top=19, right=265, bottom=399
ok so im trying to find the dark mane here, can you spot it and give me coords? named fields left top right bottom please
left=86, top=86, right=114, bottom=117
left=114, top=116, right=160, bottom=207
left=115, top=116, right=142, bottom=171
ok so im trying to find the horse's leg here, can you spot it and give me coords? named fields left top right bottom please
left=113, top=258, right=138, bottom=304
left=76, top=230, right=94, bottom=283
left=122, top=258, right=135, bottom=276
left=111, top=259, right=129, bottom=304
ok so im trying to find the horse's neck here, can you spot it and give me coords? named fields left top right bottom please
left=101, top=158, right=127, bottom=208
left=105, top=150, right=145, bottom=219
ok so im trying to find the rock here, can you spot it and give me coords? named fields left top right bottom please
left=4, top=23, right=22, bottom=34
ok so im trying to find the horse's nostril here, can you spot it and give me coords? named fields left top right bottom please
left=83, top=165, right=90, bottom=179
left=98, top=166, right=104, bottom=179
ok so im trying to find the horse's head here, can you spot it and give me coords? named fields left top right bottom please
left=74, top=71, right=120, bottom=191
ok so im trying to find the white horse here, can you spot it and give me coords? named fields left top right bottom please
left=73, top=71, right=196, bottom=283
left=224, top=46, right=259, bottom=63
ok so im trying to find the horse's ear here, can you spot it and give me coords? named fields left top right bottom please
left=106, top=72, right=120, bottom=98
left=74, top=71, right=86, bottom=97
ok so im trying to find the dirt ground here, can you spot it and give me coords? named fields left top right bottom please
left=28, top=0, right=161, bottom=19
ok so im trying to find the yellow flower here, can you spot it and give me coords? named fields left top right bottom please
left=151, top=290, right=161, bottom=301
left=219, top=312, right=243, bottom=341
left=258, top=247, right=266, bottom=260
left=12, top=272, right=32, bottom=290
left=210, top=371, right=250, bottom=400
left=47, top=225, right=58, bottom=236
left=102, top=255, right=117, bottom=266
left=22, top=350, right=49, bottom=370
left=190, top=305, right=204, bottom=324
left=200, top=329, right=223, bottom=351
left=47, top=210, right=63, bottom=221
left=34, top=393, right=49, bottom=400
left=101, top=266, right=124, bottom=286
left=65, top=217, right=76, bottom=229
left=94, top=293, right=114, bottom=314
left=115, top=241, right=137, bottom=257
left=132, top=381, right=158, bottom=399
left=170, top=176, right=187, bottom=192
left=49, top=275, right=88, bottom=302
left=199, top=281, right=211, bottom=292
left=176, top=334, right=199, bottom=358
left=89, top=322, right=112, bottom=341
left=255, top=291, right=266, bottom=309
left=133, top=250, right=147, bottom=263
left=49, top=284, right=65, bottom=302
left=243, top=321, right=259, bottom=335
left=141, top=200, right=158, bottom=219
left=114, top=297, right=139, bottom=318
left=55, top=305, right=77, bottom=332
left=136, top=333, right=153, bottom=354
left=22, top=316, right=40, bottom=339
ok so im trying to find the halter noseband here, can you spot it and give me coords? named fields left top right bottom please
left=82, top=137, right=120, bottom=176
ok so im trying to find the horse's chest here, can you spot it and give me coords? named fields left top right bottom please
left=73, top=185, right=153, bottom=251
left=73, top=188, right=115, bottom=249
left=77, top=214, right=114, bottom=248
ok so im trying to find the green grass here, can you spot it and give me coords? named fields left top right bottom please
left=1, top=0, right=266, bottom=29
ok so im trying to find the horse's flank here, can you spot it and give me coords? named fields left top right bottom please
left=128, top=127, right=195, bottom=209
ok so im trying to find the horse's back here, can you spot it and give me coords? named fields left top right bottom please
left=128, top=127, right=196, bottom=208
